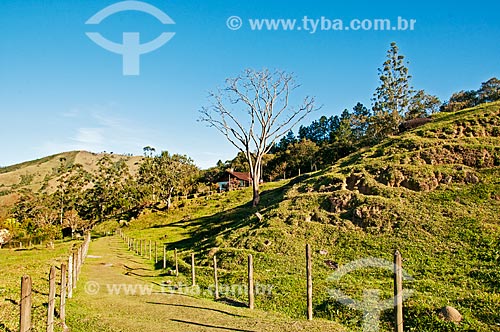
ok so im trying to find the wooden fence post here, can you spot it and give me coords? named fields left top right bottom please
left=19, top=275, right=32, bottom=332
left=67, top=255, right=73, bottom=298
left=175, top=248, right=179, bottom=277
left=248, top=254, right=254, bottom=309
left=163, top=245, right=166, bottom=269
left=306, top=243, right=313, bottom=320
left=191, top=253, right=196, bottom=286
left=76, top=247, right=82, bottom=281
left=72, top=252, right=77, bottom=289
left=60, top=263, right=67, bottom=324
left=155, top=242, right=158, bottom=264
left=47, top=266, right=56, bottom=332
left=394, top=250, right=403, bottom=332
left=149, top=240, right=152, bottom=260
left=213, top=255, right=219, bottom=300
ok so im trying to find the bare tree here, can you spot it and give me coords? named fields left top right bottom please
left=200, top=69, right=317, bottom=207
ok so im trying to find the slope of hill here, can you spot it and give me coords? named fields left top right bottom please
left=0, top=151, right=143, bottom=218
left=121, top=102, right=500, bottom=331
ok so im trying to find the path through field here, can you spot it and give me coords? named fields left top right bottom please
left=66, top=236, right=342, bottom=332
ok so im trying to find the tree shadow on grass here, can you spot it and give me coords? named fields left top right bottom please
left=170, top=319, right=256, bottom=332
left=146, top=301, right=247, bottom=318
left=165, top=178, right=302, bottom=255
left=123, top=264, right=150, bottom=271
left=4, top=298, right=18, bottom=306
left=216, top=297, right=248, bottom=308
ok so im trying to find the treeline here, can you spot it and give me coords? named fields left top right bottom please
left=2, top=43, right=499, bottom=240
left=207, top=44, right=500, bottom=180
left=5, top=151, right=201, bottom=241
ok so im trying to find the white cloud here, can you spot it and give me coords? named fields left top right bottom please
left=74, top=128, right=104, bottom=145
left=39, top=105, right=153, bottom=157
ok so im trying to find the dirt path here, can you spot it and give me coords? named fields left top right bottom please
left=66, top=236, right=342, bottom=332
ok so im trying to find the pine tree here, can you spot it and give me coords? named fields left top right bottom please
left=371, top=42, right=414, bottom=140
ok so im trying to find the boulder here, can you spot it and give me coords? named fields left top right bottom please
left=439, top=306, right=462, bottom=323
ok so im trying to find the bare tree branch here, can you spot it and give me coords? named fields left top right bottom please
left=199, top=68, right=319, bottom=207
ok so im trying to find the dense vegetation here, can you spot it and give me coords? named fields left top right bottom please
left=1, top=42, right=499, bottom=246
left=1, top=42, right=499, bottom=331
left=120, top=101, right=500, bottom=331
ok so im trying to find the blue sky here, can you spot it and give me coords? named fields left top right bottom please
left=1, top=0, right=499, bottom=169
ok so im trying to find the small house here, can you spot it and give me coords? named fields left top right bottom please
left=216, top=169, right=252, bottom=192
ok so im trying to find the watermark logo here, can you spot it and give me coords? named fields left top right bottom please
left=327, top=258, right=414, bottom=332
left=226, top=16, right=243, bottom=30
left=83, top=281, right=274, bottom=298
left=85, top=1, right=176, bottom=76
left=226, top=16, right=416, bottom=33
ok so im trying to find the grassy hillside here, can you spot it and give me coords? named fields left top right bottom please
left=118, top=102, right=500, bottom=331
left=0, top=151, right=143, bottom=218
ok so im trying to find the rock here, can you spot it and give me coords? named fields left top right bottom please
left=329, top=192, right=352, bottom=213
left=439, top=306, right=462, bottom=323
left=465, top=172, right=480, bottom=184
left=319, top=249, right=328, bottom=255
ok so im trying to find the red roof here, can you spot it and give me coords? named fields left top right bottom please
left=228, top=170, right=252, bottom=183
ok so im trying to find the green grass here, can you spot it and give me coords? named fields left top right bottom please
left=118, top=180, right=499, bottom=331
left=2, top=102, right=500, bottom=331
left=65, top=235, right=344, bottom=331
left=117, top=102, right=500, bottom=331
left=0, top=239, right=81, bottom=332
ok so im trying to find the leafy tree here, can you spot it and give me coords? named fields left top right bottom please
left=371, top=42, right=414, bottom=140
left=285, top=139, right=320, bottom=175
left=478, top=77, right=500, bottom=103
left=139, top=151, right=199, bottom=209
left=12, top=192, right=60, bottom=240
left=274, top=130, right=297, bottom=152
left=63, top=210, right=86, bottom=236
left=440, top=90, right=479, bottom=112
left=351, top=102, right=371, bottom=141
left=85, top=155, right=132, bottom=222
left=55, top=163, right=90, bottom=225
left=406, top=90, right=441, bottom=119
left=200, top=68, right=317, bottom=207
left=228, top=152, right=250, bottom=172
left=298, top=115, right=338, bottom=144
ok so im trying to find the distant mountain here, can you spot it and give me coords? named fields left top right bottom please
left=0, top=151, right=143, bottom=217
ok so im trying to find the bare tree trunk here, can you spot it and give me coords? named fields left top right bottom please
left=252, top=181, right=260, bottom=207
left=166, top=187, right=174, bottom=210
left=251, top=161, right=261, bottom=207
left=200, top=69, right=317, bottom=208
